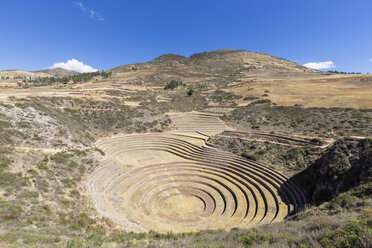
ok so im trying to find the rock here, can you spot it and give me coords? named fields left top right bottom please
left=293, top=138, right=372, bottom=204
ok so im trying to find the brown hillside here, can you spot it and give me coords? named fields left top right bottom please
left=110, top=49, right=319, bottom=86
left=1, top=49, right=372, bottom=108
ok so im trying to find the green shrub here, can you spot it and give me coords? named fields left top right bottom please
left=0, top=172, right=28, bottom=187
left=0, top=120, right=11, bottom=131
left=187, top=87, right=194, bottom=96
left=3, top=129, right=28, bottom=139
left=69, top=213, right=96, bottom=230
left=0, top=154, right=12, bottom=170
left=61, top=178, right=76, bottom=188
left=241, top=232, right=274, bottom=246
left=243, top=96, right=259, bottom=101
left=164, top=80, right=185, bottom=90
left=250, top=99, right=271, bottom=105
left=328, top=153, right=351, bottom=176
left=326, top=193, right=360, bottom=210
left=36, top=162, right=48, bottom=170
left=16, top=121, right=31, bottom=128
left=0, top=201, right=22, bottom=220
left=50, top=152, right=70, bottom=164
left=70, top=149, right=87, bottom=156
left=321, top=219, right=372, bottom=248
left=241, top=152, right=258, bottom=161
left=0, top=230, right=57, bottom=245
left=28, top=71, right=112, bottom=87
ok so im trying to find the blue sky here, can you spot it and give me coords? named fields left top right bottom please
left=1, top=0, right=372, bottom=73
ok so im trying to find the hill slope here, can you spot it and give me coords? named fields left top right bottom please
left=0, top=49, right=371, bottom=247
left=110, top=49, right=319, bottom=86
left=1, top=49, right=372, bottom=108
left=0, top=68, right=79, bottom=79
left=107, top=49, right=372, bottom=108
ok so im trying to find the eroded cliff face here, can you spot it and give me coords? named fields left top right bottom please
left=295, top=138, right=372, bottom=203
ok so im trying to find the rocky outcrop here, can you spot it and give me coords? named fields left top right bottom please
left=294, top=138, right=372, bottom=204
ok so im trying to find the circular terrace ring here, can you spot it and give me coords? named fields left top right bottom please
left=87, top=132, right=307, bottom=232
left=105, top=162, right=273, bottom=230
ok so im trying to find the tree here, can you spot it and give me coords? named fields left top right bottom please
left=187, top=87, right=194, bottom=96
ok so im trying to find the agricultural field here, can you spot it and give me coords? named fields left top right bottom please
left=87, top=113, right=307, bottom=233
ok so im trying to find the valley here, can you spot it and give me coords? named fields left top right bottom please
left=0, top=50, right=371, bottom=247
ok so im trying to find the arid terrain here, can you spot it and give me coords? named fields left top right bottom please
left=0, top=50, right=371, bottom=247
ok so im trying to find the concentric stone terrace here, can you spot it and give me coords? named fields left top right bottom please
left=168, top=111, right=228, bottom=135
left=86, top=131, right=307, bottom=232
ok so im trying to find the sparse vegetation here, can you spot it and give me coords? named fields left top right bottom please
left=243, top=95, right=259, bottom=101
left=0, top=49, right=371, bottom=247
left=321, top=219, right=371, bottom=248
left=164, top=80, right=185, bottom=90
left=187, top=87, right=194, bottom=96
left=327, top=70, right=362, bottom=74
left=25, top=71, right=112, bottom=87
left=223, top=100, right=372, bottom=138
left=208, top=135, right=322, bottom=175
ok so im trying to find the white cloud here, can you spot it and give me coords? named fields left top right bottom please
left=89, top=9, right=104, bottom=21
left=368, top=58, right=372, bottom=62
left=74, top=1, right=104, bottom=21
left=303, top=61, right=336, bottom=70
left=74, top=1, right=86, bottom=12
left=50, top=59, right=98, bottom=73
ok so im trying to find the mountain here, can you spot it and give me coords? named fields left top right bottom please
left=105, top=49, right=371, bottom=108
left=0, top=49, right=371, bottom=247
left=0, top=67, right=79, bottom=79
left=110, top=49, right=319, bottom=87
left=35, top=68, right=80, bottom=77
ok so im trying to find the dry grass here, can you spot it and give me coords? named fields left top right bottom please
left=0, top=50, right=371, bottom=247
left=230, top=75, right=372, bottom=109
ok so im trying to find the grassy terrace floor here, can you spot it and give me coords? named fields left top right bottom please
left=85, top=112, right=307, bottom=233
